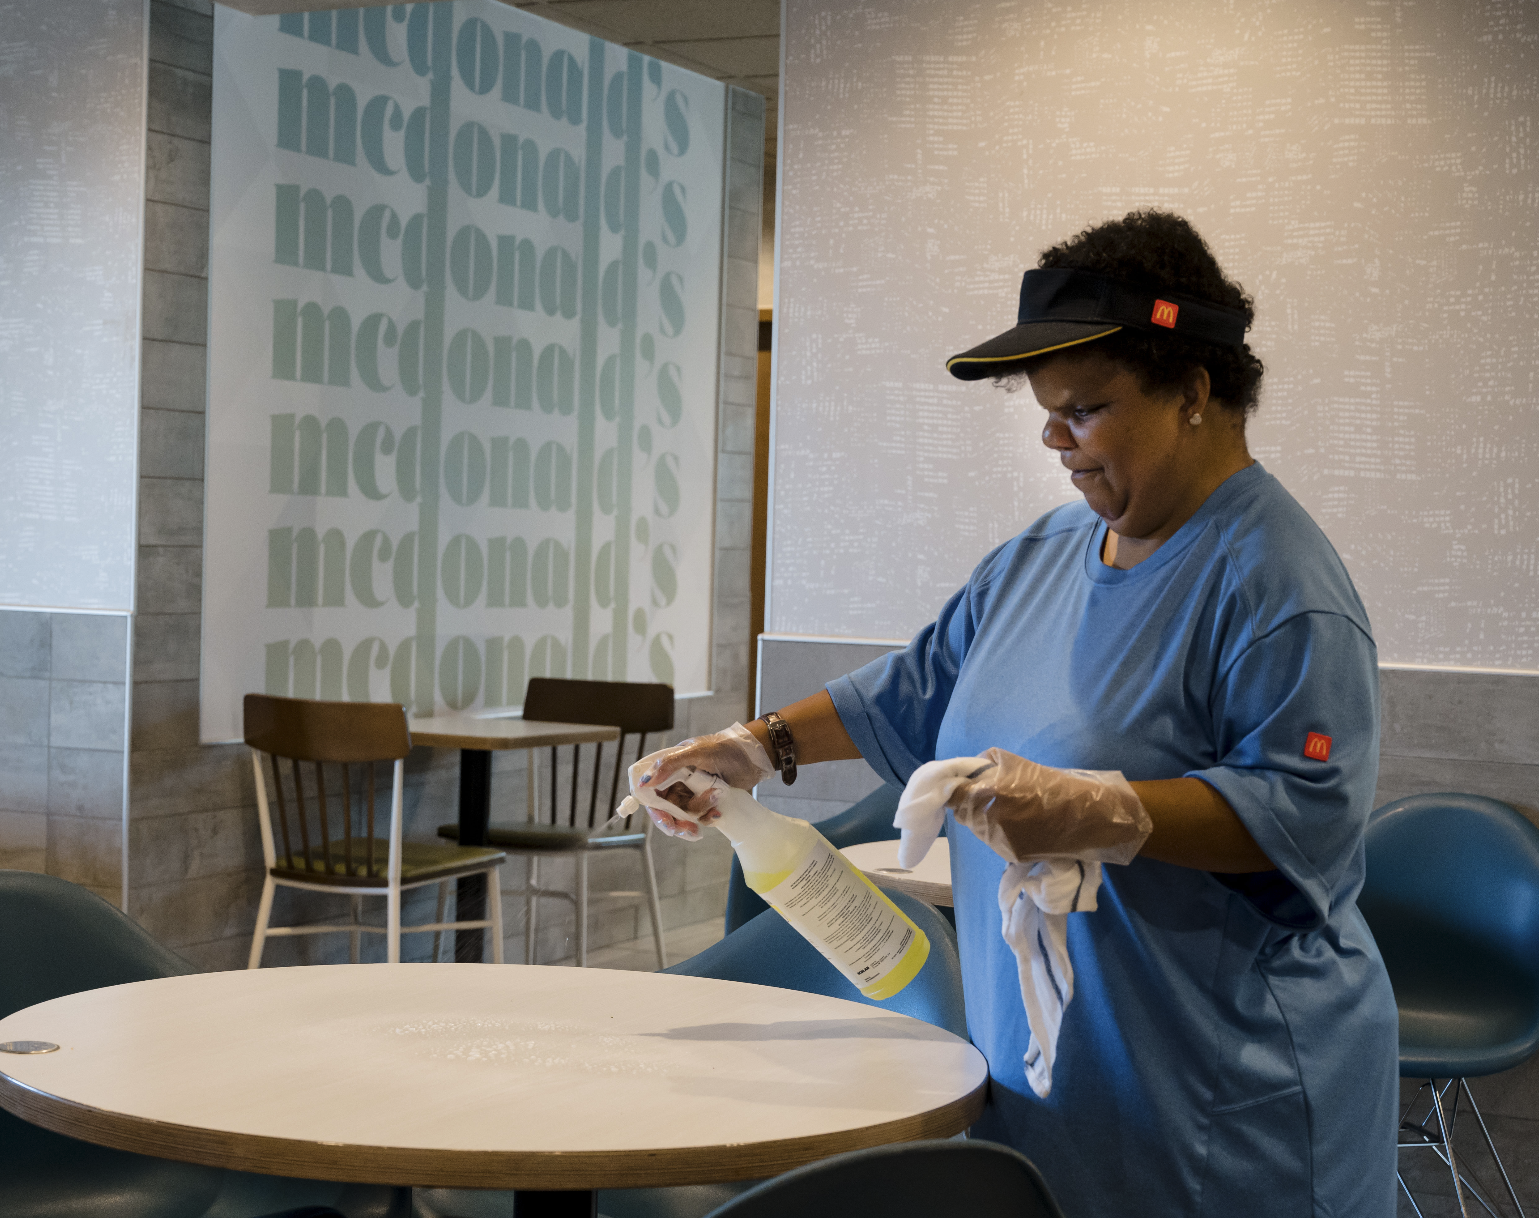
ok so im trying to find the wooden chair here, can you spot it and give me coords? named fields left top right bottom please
left=437, top=678, right=674, bottom=968
left=245, top=694, right=506, bottom=967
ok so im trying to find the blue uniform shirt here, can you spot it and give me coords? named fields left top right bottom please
left=829, top=463, right=1398, bottom=1218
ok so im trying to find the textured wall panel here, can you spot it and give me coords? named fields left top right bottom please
left=772, top=0, right=1539, bottom=669
left=0, top=0, right=146, bottom=610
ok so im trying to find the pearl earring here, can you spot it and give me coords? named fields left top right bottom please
left=1188, top=413, right=1202, bottom=426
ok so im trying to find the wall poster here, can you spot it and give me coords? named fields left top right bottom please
left=203, top=3, right=724, bottom=741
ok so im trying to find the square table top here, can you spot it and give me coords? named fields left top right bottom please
left=408, top=715, right=621, bottom=751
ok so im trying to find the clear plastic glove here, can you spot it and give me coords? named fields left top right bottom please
left=896, top=748, right=1152, bottom=869
left=628, top=723, right=773, bottom=839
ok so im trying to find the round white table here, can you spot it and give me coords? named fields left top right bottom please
left=841, top=839, right=953, bottom=907
left=0, top=964, right=986, bottom=1215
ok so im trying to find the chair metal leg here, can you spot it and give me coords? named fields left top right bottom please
left=526, top=855, right=539, bottom=966
left=642, top=830, right=667, bottom=969
left=387, top=884, right=402, bottom=964
left=350, top=896, right=362, bottom=964
left=1463, top=1081, right=1527, bottom=1218
left=489, top=867, right=505, bottom=964
left=1398, top=1172, right=1427, bottom=1218
left=433, top=882, right=449, bottom=963
left=248, top=875, right=277, bottom=969
left=1430, top=1076, right=1472, bottom=1218
left=576, top=852, right=589, bottom=968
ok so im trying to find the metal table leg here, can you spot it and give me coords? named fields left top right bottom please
left=455, top=748, right=493, bottom=962
left=513, top=1189, right=597, bottom=1217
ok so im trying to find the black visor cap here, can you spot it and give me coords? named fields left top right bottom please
left=946, top=268, right=1249, bottom=382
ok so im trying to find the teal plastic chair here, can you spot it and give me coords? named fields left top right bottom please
left=697, top=1140, right=1064, bottom=1218
left=1358, top=794, right=1539, bottom=1218
left=598, top=885, right=966, bottom=1218
left=724, top=784, right=907, bottom=933
left=0, top=870, right=370, bottom=1218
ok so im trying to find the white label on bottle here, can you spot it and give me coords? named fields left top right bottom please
left=761, top=840, right=917, bottom=992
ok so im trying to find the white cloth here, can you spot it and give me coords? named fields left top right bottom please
left=895, top=755, right=1110, bottom=1098
left=999, top=857, right=1099, bottom=1098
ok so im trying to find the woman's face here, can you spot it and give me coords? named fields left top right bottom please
left=1027, top=350, right=1217, bottom=543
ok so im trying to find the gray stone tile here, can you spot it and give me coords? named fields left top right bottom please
left=712, top=641, right=748, bottom=696
left=720, top=352, right=757, bottom=381
left=129, top=804, right=261, bottom=887
left=1374, top=755, right=1539, bottom=824
left=172, top=935, right=247, bottom=973
left=0, top=810, right=47, bottom=872
left=728, top=107, right=765, bottom=164
left=725, top=259, right=759, bottom=313
left=146, top=131, right=210, bottom=210
left=131, top=744, right=249, bottom=819
left=138, top=477, right=204, bottom=547
left=0, top=612, right=50, bottom=677
left=726, top=205, right=759, bottom=262
left=49, top=682, right=127, bottom=752
left=720, top=372, right=757, bottom=409
left=149, top=0, right=212, bottom=73
left=132, top=680, right=200, bottom=752
left=140, top=409, right=205, bottom=480
left=142, top=270, right=208, bottom=345
left=147, top=61, right=212, bottom=142
left=51, top=614, right=129, bottom=682
left=48, top=816, right=123, bottom=889
left=1382, top=669, right=1539, bottom=767
left=714, top=546, right=751, bottom=609
left=0, top=744, right=49, bottom=813
left=723, top=304, right=758, bottom=359
left=144, top=200, right=209, bottom=278
left=49, top=747, right=126, bottom=818
left=715, top=498, right=752, bottom=550
left=142, top=339, right=207, bottom=413
left=136, top=547, right=202, bottom=615
left=727, top=160, right=763, bottom=214
left=720, top=402, right=755, bottom=455
left=130, top=868, right=265, bottom=948
left=717, top=450, right=753, bottom=501
left=0, top=678, right=49, bottom=746
left=134, top=614, right=201, bottom=681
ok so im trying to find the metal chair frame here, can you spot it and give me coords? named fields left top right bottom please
left=518, top=730, right=668, bottom=969
left=436, top=679, right=674, bottom=969
left=1398, top=1078, right=1525, bottom=1218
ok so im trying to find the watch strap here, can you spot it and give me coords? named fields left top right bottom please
left=760, top=711, right=797, bottom=786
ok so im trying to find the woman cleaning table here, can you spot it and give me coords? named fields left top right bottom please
left=634, top=211, right=1399, bottom=1217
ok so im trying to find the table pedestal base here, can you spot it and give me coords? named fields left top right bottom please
left=455, top=749, right=494, bottom=962
left=513, top=1189, right=596, bottom=1218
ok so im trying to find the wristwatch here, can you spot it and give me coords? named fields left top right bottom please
left=759, top=711, right=797, bottom=786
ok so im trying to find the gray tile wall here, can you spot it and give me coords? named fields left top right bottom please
left=0, top=611, right=129, bottom=906
left=114, top=5, right=765, bottom=969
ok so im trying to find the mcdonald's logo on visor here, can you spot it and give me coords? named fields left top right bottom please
left=1151, top=299, right=1179, bottom=329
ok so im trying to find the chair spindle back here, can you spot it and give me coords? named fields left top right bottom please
left=244, top=694, right=413, bottom=879
left=521, top=679, right=674, bottom=831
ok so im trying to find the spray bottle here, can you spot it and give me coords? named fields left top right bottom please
left=620, top=770, right=930, bottom=1000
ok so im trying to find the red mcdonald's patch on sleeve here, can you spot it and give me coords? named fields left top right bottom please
left=1304, top=732, right=1333, bottom=761
left=1151, top=299, right=1179, bottom=328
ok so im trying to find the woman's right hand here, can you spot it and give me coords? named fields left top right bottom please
left=627, top=723, right=775, bottom=838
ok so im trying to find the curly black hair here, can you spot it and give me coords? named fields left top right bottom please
left=1033, top=210, right=1265, bottom=415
